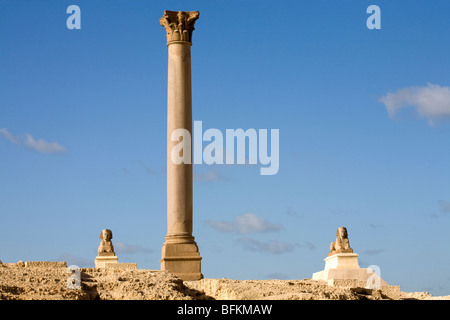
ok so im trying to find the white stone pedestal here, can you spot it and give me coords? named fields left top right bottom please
left=324, top=253, right=359, bottom=269
left=312, top=253, right=390, bottom=288
left=95, top=255, right=118, bottom=268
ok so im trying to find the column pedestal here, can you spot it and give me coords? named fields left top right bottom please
left=161, top=237, right=202, bottom=280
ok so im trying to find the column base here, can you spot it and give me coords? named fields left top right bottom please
left=160, top=238, right=203, bottom=281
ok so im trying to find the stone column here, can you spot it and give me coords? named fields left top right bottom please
left=159, top=10, right=203, bottom=281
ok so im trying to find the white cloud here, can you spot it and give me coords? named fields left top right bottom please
left=0, top=128, right=19, bottom=144
left=206, top=220, right=236, bottom=233
left=24, top=133, right=66, bottom=154
left=0, top=128, right=66, bottom=154
left=379, top=83, right=450, bottom=125
left=297, top=241, right=316, bottom=250
left=207, top=213, right=283, bottom=234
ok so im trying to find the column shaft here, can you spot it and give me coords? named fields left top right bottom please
left=166, top=42, right=193, bottom=239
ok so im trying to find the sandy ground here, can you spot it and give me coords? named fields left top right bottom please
left=1, top=262, right=449, bottom=300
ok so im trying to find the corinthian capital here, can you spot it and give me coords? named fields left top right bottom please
left=160, top=10, right=200, bottom=45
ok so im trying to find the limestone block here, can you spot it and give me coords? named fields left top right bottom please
left=313, top=267, right=390, bottom=287
left=328, top=279, right=366, bottom=288
left=95, top=255, right=118, bottom=268
left=324, top=253, right=360, bottom=269
left=105, top=263, right=137, bottom=270
left=380, top=285, right=401, bottom=297
left=25, top=261, right=67, bottom=268
left=161, top=242, right=203, bottom=280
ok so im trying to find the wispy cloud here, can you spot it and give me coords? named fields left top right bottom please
left=421, top=286, right=445, bottom=295
left=431, top=200, right=450, bottom=218
left=58, top=253, right=92, bottom=268
left=0, top=128, right=19, bottom=144
left=379, top=83, right=450, bottom=126
left=364, top=249, right=383, bottom=255
left=138, top=161, right=156, bottom=175
left=236, top=237, right=295, bottom=254
left=297, top=241, right=316, bottom=250
left=0, top=128, right=66, bottom=154
left=24, top=133, right=66, bottom=153
left=438, top=200, right=450, bottom=213
left=286, top=206, right=300, bottom=217
left=264, top=273, right=290, bottom=280
left=193, top=168, right=226, bottom=183
left=114, top=241, right=152, bottom=254
left=206, top=213, right=283, bottom=234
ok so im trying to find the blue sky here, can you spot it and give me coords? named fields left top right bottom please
left=1, top=0, right=450, bottom=296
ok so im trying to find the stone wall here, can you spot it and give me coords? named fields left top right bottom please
left=25, top=261, right=67, bottom=268
left=105, top=263, right=137, bottom=270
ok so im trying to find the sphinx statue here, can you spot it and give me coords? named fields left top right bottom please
left=97, top=229, right=115, bottom=256
left=329, top=227, right=353, bottom=256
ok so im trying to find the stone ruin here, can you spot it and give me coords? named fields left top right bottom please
left=94, top=229, right=119, bottom=268
left=312, top=226, right=400, bottom=295
left=329, top=226, right=353, bottom=256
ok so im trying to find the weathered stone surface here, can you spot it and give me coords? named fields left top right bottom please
left=329, top=227, right=353, bottom=256
left=0, top=263, right=448, bottom=300
left=98, top=229, right=115, bottom=256
left=161, top=242, right=202, bottom=281
left=184, top=278, right=444, bottom=300
left=160, top=10, right=199, bottom=44
left=324, top=253, right=359, bottom=269
left=313, top=267, right=390, bottom=287
left=95, top=256, right=118, bottom=269
left=0, top=264, right=193, bottom=300
left=105, top=263, right=137, bottom=270
left=25, top=261, right=67, bottom=268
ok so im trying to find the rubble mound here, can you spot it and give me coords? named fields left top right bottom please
left=0, top=263, right=193, bottom=300
left=1, top=262, right=449, bottom=300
